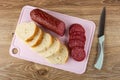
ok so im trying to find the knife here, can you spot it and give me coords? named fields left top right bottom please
left=94, top=7, right=106, bottom=70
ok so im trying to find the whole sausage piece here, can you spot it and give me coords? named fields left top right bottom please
left=30, top=9, right=65, bottom=36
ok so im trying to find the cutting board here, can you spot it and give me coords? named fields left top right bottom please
left=9, top=5, right=95, bottom=74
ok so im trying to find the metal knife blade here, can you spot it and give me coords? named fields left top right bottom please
left=94, top=7, right=106, bottom=70
left=98, top=7, right=106, bottom=37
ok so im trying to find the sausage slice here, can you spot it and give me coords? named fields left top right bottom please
left=69, top=24, right=85, bottom=35
left=68, top=39, right=85, bottom=49
left=71, top=47, right=86, bottom=61
left=69, top=33, right=86, bottom=42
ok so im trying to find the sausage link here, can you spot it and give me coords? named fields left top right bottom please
left=30, top=9, right=65, bottom=36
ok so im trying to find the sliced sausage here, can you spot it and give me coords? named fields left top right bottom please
left=30, top=9, right=65, bottom=36
left=71, top=47, right=86, bottom=61
left=71, top=31, right=82, bottom=35
left=68, top=39, right=84, bottom=49
left=69, top=33, right=86, bottom=42
left=69, top=24, right=85, bottom=35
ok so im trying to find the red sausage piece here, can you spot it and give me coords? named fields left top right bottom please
left=69, top=24, right=85, bottom=35
left=69, top=33, right=86, bottom=42
left=30, top=9, right=65, bottom=36
left=68, top=39, right=85, bottom=49
left=71, top=31, right=82, bottom=35
left=71, top=47, right=86, bottom=61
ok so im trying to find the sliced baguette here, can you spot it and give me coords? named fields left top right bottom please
left=15, top=21, right=38, bottom=42
left=32, top=32, right=53, bottom=52
left=27, top=28, right=43, bottom=47
left=47, top=44, right=69, bottom=64
left=39, top=38, right=61, bottom=57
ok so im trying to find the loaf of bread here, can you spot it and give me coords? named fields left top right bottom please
left=15, top=21, right=69, bottom=64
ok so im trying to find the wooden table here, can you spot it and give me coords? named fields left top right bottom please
left=0, top=0, right=120, bottom=80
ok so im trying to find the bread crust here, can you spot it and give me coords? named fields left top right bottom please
left=32, top=33, right=53, bottom=52
left=31, top=28, right=44, bottom=47
left=46, top=44, right=69, bottom=64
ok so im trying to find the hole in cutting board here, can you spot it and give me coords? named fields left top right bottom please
left=12, top=48, right=18, bottom=54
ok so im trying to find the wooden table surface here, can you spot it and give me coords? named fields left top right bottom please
left=0, top=0, right=120, bottom=80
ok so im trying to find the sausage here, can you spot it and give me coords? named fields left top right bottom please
left=30, top=9, right=65, bottom=36
left=68, top=39, right=84, bottom=49
left=69, top=33, right=86, bottom=42
left=69, top=24, right=85, bottom=35
left=71, top=47, right=86, bottom=61
left=68, top=23, right=86, bottom=61
left=71, top=31, right=82, bottom=35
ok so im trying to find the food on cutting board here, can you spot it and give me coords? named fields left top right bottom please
left=47, top=44, right=68, bottom=64
left=28, top=26, right=43, bottom=47
left=15, top=22, right=38, bottom=42
left=39, top=38, right=61, bottom=57
left=32, top=32, right=53, bottom=51
left=69, top=32, right=86, bottom=42
left=15, top=21, right=69, bottom=64
left=71, top=47, right=86, bottom=61
left=30, top=9, right=66, bottom=36
left=69, top=24, right=86, bottom=61
left=69, top=39, right=85, bottom=49
left=69, top=24, right=85, bottom=34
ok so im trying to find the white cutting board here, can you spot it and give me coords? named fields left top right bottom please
left=9, top=5, right=95, bottom=74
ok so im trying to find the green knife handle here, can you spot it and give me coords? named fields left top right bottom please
left=94, top=35, right=105, bottom=70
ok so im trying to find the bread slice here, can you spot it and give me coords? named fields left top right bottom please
left=27, top=28, right=43, bottom=47
left=39, top=38, right=61, bottom=57
left=46, top=44, right=69, bottom=64
left=32, top=32, right=53, bottom=52
left=15, top=21, right=38, bottom=42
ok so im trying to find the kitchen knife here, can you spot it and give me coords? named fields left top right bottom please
left=94, top=7, right=106, bottom=70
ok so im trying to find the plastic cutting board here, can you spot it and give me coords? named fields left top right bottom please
left=9, top=5, right=95, bottom=74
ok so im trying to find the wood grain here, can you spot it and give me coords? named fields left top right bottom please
left=0, top=0, right=120, bottom=80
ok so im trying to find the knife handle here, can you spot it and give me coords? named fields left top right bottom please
left=94, top=35, right=105, bottom=70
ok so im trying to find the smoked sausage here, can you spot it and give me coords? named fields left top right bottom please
left=30, top=9, right=65, bottom=36
left=68, top=23, right=86, bottom=61
left=71, top=47, right=86, bottom=61
left=69, top=24, right=85, bottom=35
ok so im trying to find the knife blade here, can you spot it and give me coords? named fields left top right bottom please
left=94, top=7, right=106, bottom=70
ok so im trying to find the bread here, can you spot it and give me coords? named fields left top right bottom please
left=46, top=45, right=69, bottom=64
left=15, top=21, right=69, bottom=64
left=27, top=28, right=43, bottom=47
left=32, top=32, right=53, bottom=52
left=15, top=22, right=38, bottom=42
left=39, top=38, right=61, bottom=57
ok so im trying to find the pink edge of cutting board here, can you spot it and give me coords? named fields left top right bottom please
left=9, top=5, right=96, bottom=74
